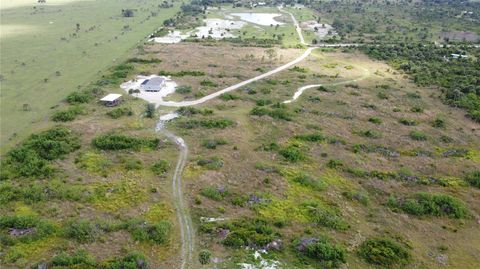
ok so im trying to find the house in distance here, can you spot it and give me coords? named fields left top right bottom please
left=100, top=93, right=122, bottom=107
left=140, top=77, right=166, bottom=92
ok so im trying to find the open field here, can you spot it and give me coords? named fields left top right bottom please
left=0, top=0, right=179, bottom=151
left=138, top=43, right=302, bottom=101
left=1, top=2, right=480, bottom=269
left=159, top=45, right=480, bottom=268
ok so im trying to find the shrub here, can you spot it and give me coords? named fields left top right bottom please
left=291, top=173, right=325, bottom=191
left=199, top=250, right=211, bottom=265
left=358, top=237, right=411, bottom=266
left=106, top=107, right=133, bottom=119
left=342, top=191, right=369, bottom=205
left=52, top=106, right=84, bottom=122
left=158, top=70, right=205, bottom=77
left=179, top=118, right=234, bottom=129
left=176, top=107, right=213, bottom=116
left=51, top=250, right=97, bottom=267
left=256, top=99, right=273, bottom=106
left=357, top=130, right=381, bottom=139
left=63, top=219, right=98, bottom=243
left=101, top=252, right=148, bottom=269
left=326, top=159, right=343, bottom=169
left=92, top=134, right=159, bottom=151
left=151, top=160, right=169, bottom=176
left=66, top=91, right=92, bottom=104
left=1, top=127, right=80, bottom=178
left=299, top=236, right=346, bottom=268
left=145, top=103, right=156, bottom=118
left=399, top=118, right=418, bottom=126
left=175, top=85, right=192, bottom=94
left=440, top=135, right=453, bottom=143
left=308, top=207, right=350, bottom=231
left=431, top=117, right=446, bottom=128
left=406, top=92, right=421, bottom=99
left=409, top=130, right=427, bottom=141
left=279, top=146, right=305, bottom=162
left=201, top=186, right=228, bottom=201
left=368, top=116, right=382, bottom=124
left=377, top=91, right=389, bottom=99
left=394, top=192, right=468, bottom=219
left=126, top=58, right=162, bottom=64
left=0, top=215, right=56, bottom=243
left=129, top=220, right=171, bottom=244
left=202, top=138, right=228, bottom=149
left=197, top=157, right=224, bottom=170
left=200, top=80, right=217, bottom=87
left=250, top=106, right=292, bottom=121
left=122, top=157, right=142, bottom=170
left=410, top=106, right=424, bottom=113
left=219, top=93, right=239, bottom=101
left=220, top=218, right=277, bottom=248
left=294, top=133, right=325, bottom=142
left=465, top=171, right=480, bottom=188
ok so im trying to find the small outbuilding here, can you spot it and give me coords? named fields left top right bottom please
left=100, top=93, right=122, bottom=107
left=140, top=77, right=166, bottom=92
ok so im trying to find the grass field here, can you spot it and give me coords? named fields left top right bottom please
left=0, top=0, right=179, bottom=151
left=160, top=45, right=480, bottom=268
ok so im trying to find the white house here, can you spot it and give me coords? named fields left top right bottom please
left=140, top=77, right=166, bottom=92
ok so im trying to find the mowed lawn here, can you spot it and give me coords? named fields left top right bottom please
left=0, top=0, right=179, bottom=151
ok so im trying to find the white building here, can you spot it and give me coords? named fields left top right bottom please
left=140, top=77, right=166, bottom=92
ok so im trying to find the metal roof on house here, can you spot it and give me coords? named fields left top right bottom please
left=100, top=93, right=122, bottom=102
left=141, top=77, right=166, bottom=87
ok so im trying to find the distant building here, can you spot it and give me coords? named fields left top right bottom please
left=140, top=77, right=166, bottom=92
left=451, top=53, right=468, bottom=59
left=100, top=93, right=122, bottom=107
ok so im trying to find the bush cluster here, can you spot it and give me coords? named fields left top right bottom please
left=128, top=220, right=171, bottom=244
left=389, top=192, right=468, bottom=219
left=279, top=145, right=305, bottom=162
left=0, top=180, right=86, bottom=204
left=175, top=85, right=192, bottom=94
left=106, top=107, right=133, bottom=119
left=298, top=236, right=346, bottom=268
left=151, top=160, right=170, bottom=176
left=465, top=170, right=480, bottom=188
left=201, top=186, right=229, bottom=201
left=158, top=70, right=205, bottom=77
left=202, top=138, right=228, bottom=149
left=197, top=156, right=223, bottom=170
left=92, top=134, right=159, bottom=151
left=250, top=106, right=292, bottom=121
left=0, top=215, right=56, bottom=244
left=66, top=91, right=93, bottom=104
left=1, top=126, right=80, bottom=178
left=219, top=218, right=278, bottom=248
left=358, top=237, right=411, bottom=266
left=52, top=106, right=85, bottom=122
left=176, top=106, right=213, bottom=116
left=179, top=118, right=234, bottom=129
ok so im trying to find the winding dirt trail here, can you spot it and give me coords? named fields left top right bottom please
left=157, top=9, right=331, bottom=269
left=155, top=120, right=194, bottom=269
left=283, top=65, right=371, bottom=104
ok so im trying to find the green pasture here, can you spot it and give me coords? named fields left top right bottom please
left=0, top=0, right=179, bottom=151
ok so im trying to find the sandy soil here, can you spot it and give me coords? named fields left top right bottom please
left=120, top=75, right=177, bottom=107
left=230, top=12, right=284, bottom=26
left=301, top=20, right=335, bottom=39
